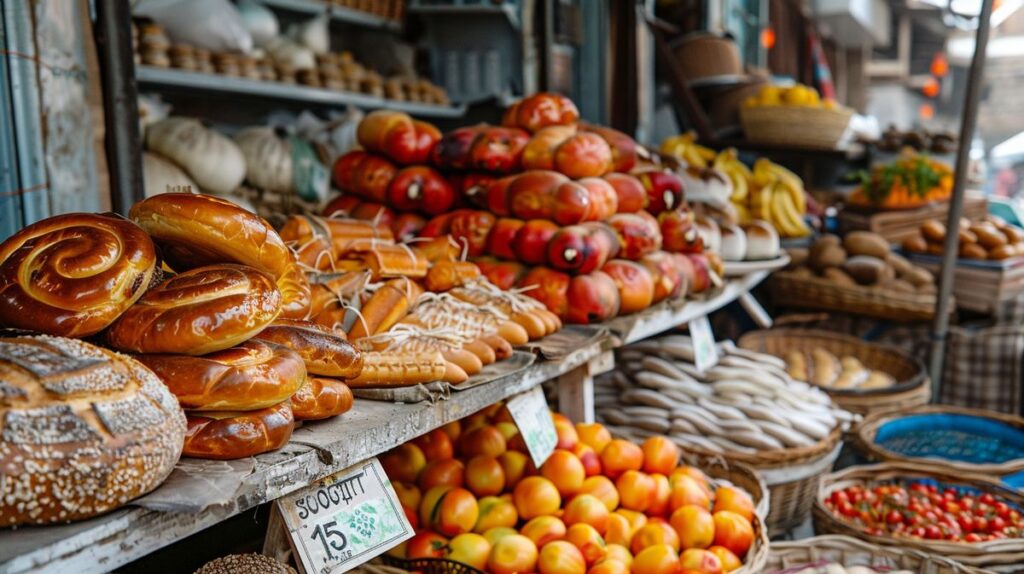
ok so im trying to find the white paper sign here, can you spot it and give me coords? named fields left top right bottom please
left=276, top=458, right=414, bottom=574
left=506, top=386, right=558, bottom=467
left=689, top=315, right=719, bottom=372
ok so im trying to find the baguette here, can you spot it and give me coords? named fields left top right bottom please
left=463, top=339, right=497, bottom=365
left=497, top=321, right=529, bottom=346
left=425, top=260, right=481, bottom=292
left=482, top=334, right=514, bottom=359
left=443, top=348, right=484, bottom=376
left=346, top=351, right=447, bottom=388
left=511, top=311, right=547, bottom=340
left=348, top=278, right=423, bottom=339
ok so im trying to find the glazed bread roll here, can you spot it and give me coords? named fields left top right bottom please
left=130, top=193, right=311, bottom=317
left=253, top=318, right=363, bottom=378
left=136, top=339, right=306, bottom=411
left=290, top=377, right=354, bottom=420
left=183, top=401, right=294, bottom=460
left=0, top=213, right=156, bottom=337
left=0, top=335, right=185, bottom=526
left=742, top=220, right=780, bottom=260
left=107, top=264, right=282, bottom=355
left=346, top=350, right=448, bottom=388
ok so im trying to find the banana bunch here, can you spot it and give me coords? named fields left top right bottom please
left=661, top=131, right=716, bottom=168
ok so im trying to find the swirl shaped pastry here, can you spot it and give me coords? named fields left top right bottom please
left=182, top=401, right=295, bottom=460
left=0, top=335, right=185, bottom=526
left=134, top=339, right=306, bottom=411
left=290, top=377, right=354, bottom=421
left=0, top=213, right=156, bottom=337
left=253, top=318, right=362, bottom=378
left=130, top=193, right=311, bottom=318
left=107, top=264, right=282, bottom=355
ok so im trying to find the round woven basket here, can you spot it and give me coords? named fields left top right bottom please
left=766, top=534, right=988, bottom=574
left=853, top=404, right=1024, bottom=476
left=740, top=105, right=854, bottom=149
left=813, top=462, right=1024, bottom=572
left=670, top=33, right=742, bottom=80
left=737, top=329, right=931, bottom=416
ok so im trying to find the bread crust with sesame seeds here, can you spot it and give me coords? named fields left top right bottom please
left=0, top=335, right=186, bottom=526
left=193, top=553, right=297, bottom=574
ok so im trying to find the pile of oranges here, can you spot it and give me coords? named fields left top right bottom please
left=381, top=404, right=758, bottom=574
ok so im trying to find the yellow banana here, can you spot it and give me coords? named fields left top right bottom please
left=750, top=183, right=773, bottom=221
left=771, top=184, right=811, bottom=238
left=714, top=149, right=752, bottom=203
left=752, top=158, right=777, bottom=188
left=767, top=162, right=806, bottom=213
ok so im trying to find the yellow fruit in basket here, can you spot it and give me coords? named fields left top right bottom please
left=759, top=89, right=782, bottom=106
left=823, top=98, right=839, bottom=110
left=742, top=95, right=759, bottom=108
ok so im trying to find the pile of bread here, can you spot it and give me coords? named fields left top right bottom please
left=903, top=216, right=1024, bottom=261
left=786, top=348, right=896, bottom=391
left=788, top=231, right=935, bottom=293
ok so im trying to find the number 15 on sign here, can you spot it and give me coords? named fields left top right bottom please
left=276, top=458, right=413, bottom=574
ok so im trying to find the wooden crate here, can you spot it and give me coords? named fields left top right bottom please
left=838, top=194, right=988, bottom=244
left=909, top=253, right=1024, bottom=314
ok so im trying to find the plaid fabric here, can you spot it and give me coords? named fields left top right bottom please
left=996, top=290, right=1024, bottom=324
left=941, top=324, right=1024, bottom=415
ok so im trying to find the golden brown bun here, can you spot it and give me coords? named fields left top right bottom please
left=291, top=377, right=354, bottom=421
left=482, top=334, right=514, bottom=360
left=348, top=278, right=423, bottom=339
left=107, top=264, right=281, bottom=355
left=920, top=220, right=946, bottom=243
left=253, top=319, right=363, bottom=378
left=346, top=351, right=447, bottom=388
left=276, top=261, right=312, bottom=319
left=0, top=335, right=185, bottom=526
left=183, top=401, right=294, bottom=460
left=972, top=223, right=1008, bottom=250
left=135, top=339, right=306, bottom=411
left=0, top=213, right=156, bottom=337
left=131, top=193, right=292, bottom=277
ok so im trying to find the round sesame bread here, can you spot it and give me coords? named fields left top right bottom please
left=0, top=335, right=186, bottom=526
left=193, top=553, right=297, bottom=574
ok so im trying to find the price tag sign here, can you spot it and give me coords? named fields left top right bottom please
left=506, top=386, right=558, bottom=467
left=276, top=458, right=413, bottom=574
left=689, top=315, right=719, bottom=372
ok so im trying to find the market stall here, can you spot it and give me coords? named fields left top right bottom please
left=3, top=1, right=1024, bottom=574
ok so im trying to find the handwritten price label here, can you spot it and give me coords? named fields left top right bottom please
left=689, top=315, right=719, bottom=372
left=276, top=458, right=413, bottom=574
left=506, top=386, right=558, bottom=467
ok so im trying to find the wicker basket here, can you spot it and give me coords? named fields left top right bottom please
left=814, top=462, right=1024, bottom=572
left=769, top=271, right=938, bottom=322
left=853, top=405, right=1024, bottom=476
left=740, top=105, right=854, bottom=149
left=737, top=329, right=931, bottom=416
left=380, top=557, right=483, bottom=574
left=766, top=534, right=989, bottom=574
left=670, top=33, right=742, bottom=80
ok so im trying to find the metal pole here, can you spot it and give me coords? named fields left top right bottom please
left=929, top=0, right=994, bottom=398
left=94, top=0, right=144, bottom=215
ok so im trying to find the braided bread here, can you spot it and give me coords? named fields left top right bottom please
left=135, top=339, right=306, bottom=411
left=253, top=318, right=362, bottom=379
left=107, top=264, right=282, bottom=355
left=183, top=401, right=294, bottom=460
left=290, top=377, right=354, bottom=420
left=0, top=213, right=156, bottom=337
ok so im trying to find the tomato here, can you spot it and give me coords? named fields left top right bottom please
left=886, top=510, right=903, bottom=525
left=961, top=496, right=975, bottom=509
left=991, top=516, right=1008, bottom=532
left=830, top=490, right=849, bottom=506
left=911, top=526, right=927, bottom=538
left=910, top=483, right=930, bottom=495
left=976, top=517, right=989, bottom=532
left=980, top=493, right=996, bottom=505
left=924, top=525, right=942, bottom=539
left=965, top=532, right=983, bottom=542
left=837, top=500, right=856, bottom=518
left=943, top=500, right=961, bottom=513
left=995, top=502, right=1012, bottom=519
left=958, top=514, right=975, bottom=533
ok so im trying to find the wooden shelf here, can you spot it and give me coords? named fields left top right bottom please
left=0, top=273, right=769, bottom=574
left=257, top=0, right=402, bottom=32
left=136, top=67, right=467, bottom=119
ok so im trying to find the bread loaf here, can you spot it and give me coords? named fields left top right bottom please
left=346, top=351, right=448, bottom=388
left=276, top=261, right=312, bottom=320
left=136, top=339, right=306, bottom=411
left=183, top=401, right=294, bottom=459
left=194, top=554, right=297, bottom=574
left=131, top=193, right=292, bottom=277
left=0, top=213, right=156, bottom=337
left=290, top=377, right=354, bottom=421
left=0, top=336, right=185, bottom=526
left=107, top=264, right=282, bottom=355
left=843, top=231, right=889, bottom=259
left=254, top=319, right=362, bottom=378
left=742, top=220, right=779, bottom=260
